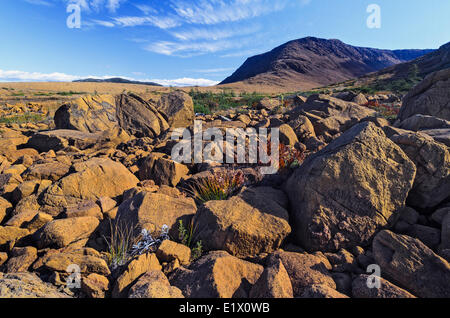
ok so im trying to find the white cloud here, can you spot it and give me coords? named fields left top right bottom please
left=91, top=19, right=115, bottom=27
left=220, top=48, right=265, bottom=58
left=113, top=16, right=180, bottom=29
left=170, top=24, right=260, bottom=41
left=23, top=0, right=53, bottom=6
left=0, top=69, right=217, bottom=87
left=145, top=40, right=238, bottom=57
left=0, top=69, right=81, bottom=82
left=65, top=0, right=126, bottom=12
left=151, top=78, right=219, bottom=86
left=135, top=4, right=157, bottom=15
left=169, top=0, right=287, bottom=25
left=191, top=68, right=234, bottom=74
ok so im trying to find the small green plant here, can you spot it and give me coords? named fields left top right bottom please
left=55, top=90, right=86, bottom=96
left=103, top=219, right=137, bottom=269
left=178, top=219, right=203, bottom=261
left=0, top=113, right=46, bottom=124
left=11, top=92, right=25, bottom=96
left=185, top=170, right=245, bottom=203
left=191, top=241, right=203, bottom=260
left=178, top=219, right=196, bottom=247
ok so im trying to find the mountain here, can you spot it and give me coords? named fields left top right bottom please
left=220, top=37, right=434, bottom=91
left=74, top=77, right=162, bottom=86
left=352, top=41, right=450, bottom=92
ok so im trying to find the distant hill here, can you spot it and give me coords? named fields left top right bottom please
left=352, top=41, right=450, bottom=93
left=74, top=77, right=162, bottom=87
left=220, top=37, right=434, bottom=91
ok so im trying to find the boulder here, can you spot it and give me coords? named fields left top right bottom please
left=0, top=273, right=70, bottom=298
left=23, top=162, right=70, bottom=182
left=391, top=131, right=450, bottom=208
left=138, top=152, right=189, bottom=186
left=420, top=128, right=450, bottom=147
left=112, top=253, right=161, bottom=298
left=397, top=114, right=450, bottom=132
left=268, top=251, right=336, bottom=297
left=41, top=158, right=139, bottom=209
left=169, top=251, right=263, bottom=298
left=81, top=273, right=110, bottom=298
left=442, top=213, right=450, bottom=250
left=300, top=284, right=349, bottom=298
left=352, top=274, right=416, bottom=298
left=290, top=94, right=376, bottom=141
left=257, top=98, right=279, bottom=111
left=249, top=258, right=293, bottom=298
left=0, top=173, right=22, bottom=201
left=398, top=68, right=450, bottom=122
left=0, top=197, right=12, bottom=224
left=97, top=197, right=117, bottom=213
left=116, top=93, right=169, bottom=138
left=372, top=230, right=450, bottom=298
left=278, top=124, right=299, bottom=147
left=38, top=216, right=99, bottom=249
left=116, top=191, right=196, bottom=233
left=5, top=210, right=39, bottom=228
left=39, top=250, right=110, bottom=276
left=405, top=224, right=441, bottom=249
left=352, top=93, right=368, bottom=105
left=54, top=95, right=118, bottom=133
left=0, top=252, right=7, bottom=266
left=25, top=212, right=53, bottom=232
left=156, top=91, right=194, bottom=128
left=128, top=270, right=184, bottom=298
left=65, top=200, right=103, bottom=219
left=287, top=115, right=316, bottom=141
left=195, top=187, right=291, bottom=257
left=5, top=246, right=38, bottom=273
left=285, top=122, right=416, bottom=252
left=0, top=226, right=29, bottom=248
left=27, top=128, right=130, bottom=153
left=156, top=240, right=191, bottom=266
left=11, top=180, right=40, bottom=204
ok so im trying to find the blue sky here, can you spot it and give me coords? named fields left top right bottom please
left=0, top=0, right=449, bottom=86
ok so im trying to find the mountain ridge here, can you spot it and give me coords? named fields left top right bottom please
left=74, top=77, right=162, bottom=87
left=220, top=37, right=434, bottom=91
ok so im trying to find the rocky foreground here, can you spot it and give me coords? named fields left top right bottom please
left=0, top=68, right=449, bottom=298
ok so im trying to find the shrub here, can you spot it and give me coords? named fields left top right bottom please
left=363, top=101, right=400, bottom=120
left=189, top=89, right=267, bottom=114
left=279, top=143, right=307, bottom=170
left=185, top=170, right=245, bottom=203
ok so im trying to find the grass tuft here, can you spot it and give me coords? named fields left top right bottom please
left=185, top=170, right=245, bottom=203
left=178, top=219, right=203, bottom=261
left=103, top=219, right=138, bottom=270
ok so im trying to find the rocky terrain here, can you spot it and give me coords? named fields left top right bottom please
left=0, top=66, right=449, bottom=299
left=220, top=37, right=433, bottom=91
